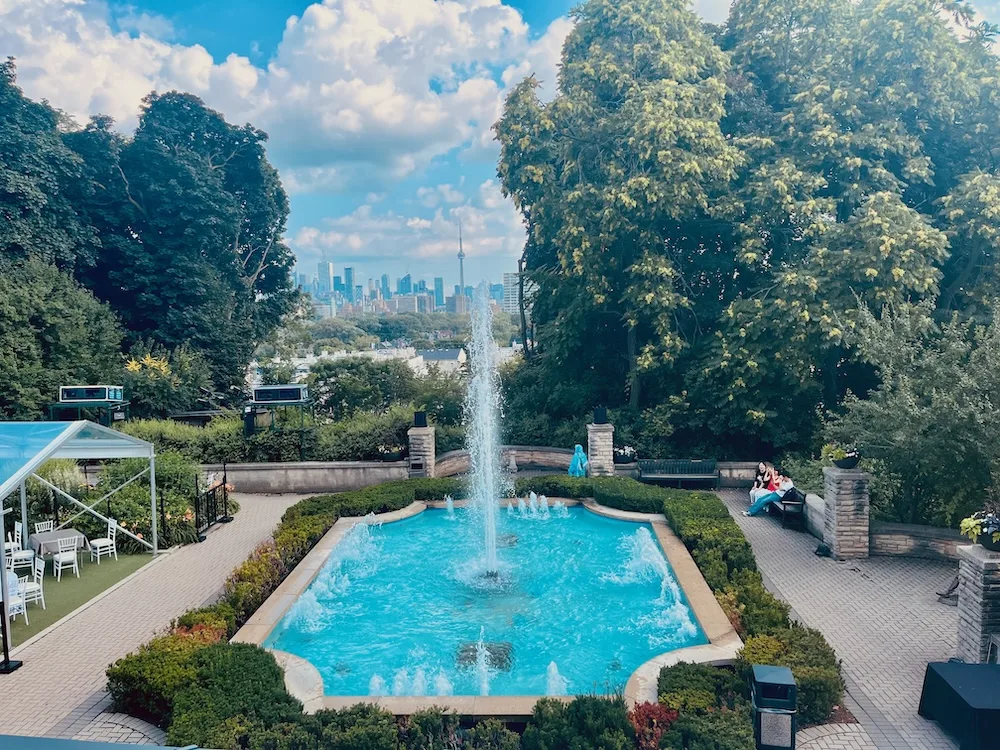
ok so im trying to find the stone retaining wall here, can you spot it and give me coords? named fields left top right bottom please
left=203, top=461, right=408, bottom=494
left=434, top=446, right=575, bottom=477
left=870, top=522, right=965, bottom=561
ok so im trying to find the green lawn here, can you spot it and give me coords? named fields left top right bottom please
left=9, top=552, right=151, bottom=645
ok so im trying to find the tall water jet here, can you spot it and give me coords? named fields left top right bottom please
left=475, top=627, right=492, bottom=696
left=465, top=284, right=504, bottom=575
left=369, top=674, right=387, bottom=696
left=445, top=495, right=455, bottom=518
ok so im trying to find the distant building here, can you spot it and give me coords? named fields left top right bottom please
left=490, top=283, right=504, bottom=304
left=344, top=267, right=355, bottom=302
left=317, top=262, right=334, bottom=295
left=417, top=293, right=436, bottom=313
left=417, top=279, right=427, bottom=293
left=395, top=295, right=418, bottom=313
left=333, top=275, right=344, bottom=293
left=446, top=294, right=468, bottom=314
left=381, top=274, right=391, bottom=300
left=354, top=284, right=363, bottom=303
left=503, top=272, right=535, bottom=316
left=418, top=348, right=467, bottom=374
left=398, top=274, right=413, bottom=295
left=312, top=300, right=335, bottom=319
left=434, top=277, right=445, bottom=308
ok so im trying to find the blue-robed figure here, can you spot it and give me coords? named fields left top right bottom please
left=568, top=444, right=589, bottom=477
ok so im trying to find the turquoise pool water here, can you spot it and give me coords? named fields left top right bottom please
left=265, top=506, right=707, bottom=696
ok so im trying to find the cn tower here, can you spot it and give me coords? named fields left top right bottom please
left=458, top=219, right=466, bottom=298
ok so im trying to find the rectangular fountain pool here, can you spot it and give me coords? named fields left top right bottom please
left=265, top=505, right=707, bottom=697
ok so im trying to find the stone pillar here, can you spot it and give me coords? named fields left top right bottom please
left=587, top=423, right=614, bottom=477
left=822, top=466, right=870, bottom=560
left=407, top=426, right=436, bottom=478
left=956, top=544, right=1000, bottom=663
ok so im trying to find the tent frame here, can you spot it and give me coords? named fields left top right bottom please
left=0, top=421, right=157, bottom=673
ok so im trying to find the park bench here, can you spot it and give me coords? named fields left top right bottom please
left=637, top=459, right=719, bottom=489
left=766, top=487, right=806, bottom=531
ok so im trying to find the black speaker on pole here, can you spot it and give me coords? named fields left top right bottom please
left=414, top=411, right=428, bottom=428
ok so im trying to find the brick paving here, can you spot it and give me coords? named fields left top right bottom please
left=718, top=490, right=959, bottom=750
left=72, top=713, right=167, bottom=745
left=0, top=493, right=301, bottom=740
left=798, top=723, right=878, bottom=750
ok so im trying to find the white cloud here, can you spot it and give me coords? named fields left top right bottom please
left=291, top=179, right=524, bottom=264
left=1, top=0, right=575, bottom=193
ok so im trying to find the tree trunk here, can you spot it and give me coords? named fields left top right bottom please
left=518, top=256, right=531, bottom=359
left=627, top=324, right=641, bottom=409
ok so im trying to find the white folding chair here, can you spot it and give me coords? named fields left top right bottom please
left=5, top=572, right=28, bottom=625
left=53, top=535, right=80, bottom=581
left=34, top=520, right=54, bottom=534
left=90, top=519, right=118, bottom=564
left=8, top=522, right=35, bottom=573
left=21, top=556, right=45, bottom=609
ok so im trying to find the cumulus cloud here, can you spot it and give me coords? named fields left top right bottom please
left=291, top=178, right=524, bottom=264
left=1, top=0, right=573, bottom=193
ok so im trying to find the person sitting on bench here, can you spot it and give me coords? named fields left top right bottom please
left=744, top=471, right=795, bottom=516
left=750, top=462, right=775, bottom=503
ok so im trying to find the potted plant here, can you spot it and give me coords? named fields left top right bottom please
left=613, top=445, right=637, bottom=465
left=823, top=443, right=860, bottom=470
left=960, top=505, right=1000, bottom=552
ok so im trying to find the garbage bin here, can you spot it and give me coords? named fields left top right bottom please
left=751, top=664, right=797, bottom=750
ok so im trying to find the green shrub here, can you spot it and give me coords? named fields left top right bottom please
left=522, top=696, right=634, bottom=750
left=724, top=571, right=790, bottom=637
left=464, top=719, right=521, bottom=750
left=401, top=708, right=461, bottom=749
left=313, top=704, right=402, bottom=750
left=660, top=708, right=755, bottom=750
left=106, top=628, right=222, bottom=724
left=514, top=475, right=594, bottom=498
left=407, top=477, right=468, bottom=501
left=224, top=541, right=289, bottom=627
left=174, top=603, right=237, bottom=637
left=167, top=644, right=302, bottom=747
left=738, top=626, right=844, bottom=725
left=657, top=663, right=745, bottom=712
left=591, top=477, right=671, bottom=513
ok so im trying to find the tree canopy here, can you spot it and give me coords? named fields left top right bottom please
left=0, top=60, right=296, bottom=416
left=497, top=0, right=1000, bottom=457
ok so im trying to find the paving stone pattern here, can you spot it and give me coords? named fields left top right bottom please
left=71, top=712, right=167, bottom=745
left=718, top=491, right=959, bottom=750
left=798, top=723, right=878, bottom=750
left=0, top=493, right=301, bottom=740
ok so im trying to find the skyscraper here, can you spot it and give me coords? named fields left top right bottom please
left=333, top=275, right=343, bottom=293
left=344, top=267, right=355, bottom=302
left=317, top=261, right=334, bottom=296
left=490, top=283, right=504, bottom=304
left=381, top=274, right=391, bottom=300
left=457, top=221, right=466, bottom=300
left=434, top=277, right=445, bottom=308
left=502, top=272, right=519, bottom=315
left=398, top=274, right=413, bottom=295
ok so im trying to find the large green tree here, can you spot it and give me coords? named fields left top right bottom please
left=498, top=0, right=1000, bottom=456
left=0, top=259, right=122, bottom=418
left=496, top=0, right=742, bottom=410
left=68, top=93, right=297, bottom=393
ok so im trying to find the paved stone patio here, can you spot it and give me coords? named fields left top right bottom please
left=798, top=723, right=878, bottom=750
left=0, top=493, right=301, bottom=740
left=718, top=490, right=960, bottom=750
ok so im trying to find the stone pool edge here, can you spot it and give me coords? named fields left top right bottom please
left=233, top=497, right=741, bottom=717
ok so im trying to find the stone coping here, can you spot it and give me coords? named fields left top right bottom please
left=236, top=498, right=739, bottom=717
left=957, top=542, right=1000, bottom=568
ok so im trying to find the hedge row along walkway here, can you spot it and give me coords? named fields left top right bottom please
left=717, top=490, right=959, bottom=750
left=0, top=492, right=302, bottom=740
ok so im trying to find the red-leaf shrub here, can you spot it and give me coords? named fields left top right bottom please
left=628, top=701, right=678, bottom=750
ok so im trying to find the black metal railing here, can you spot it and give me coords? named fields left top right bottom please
left=193, top=465, right=231, bottom=540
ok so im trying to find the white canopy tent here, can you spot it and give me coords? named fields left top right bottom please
left=0, top=421, right=157, bottom=672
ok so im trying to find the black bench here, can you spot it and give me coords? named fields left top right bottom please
left=766, top=487, right=806, bottom=531
left=637, top=459, right=719, bottom=489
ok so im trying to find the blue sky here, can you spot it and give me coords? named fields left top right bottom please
left=2, top=0, right=997, bottom=291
